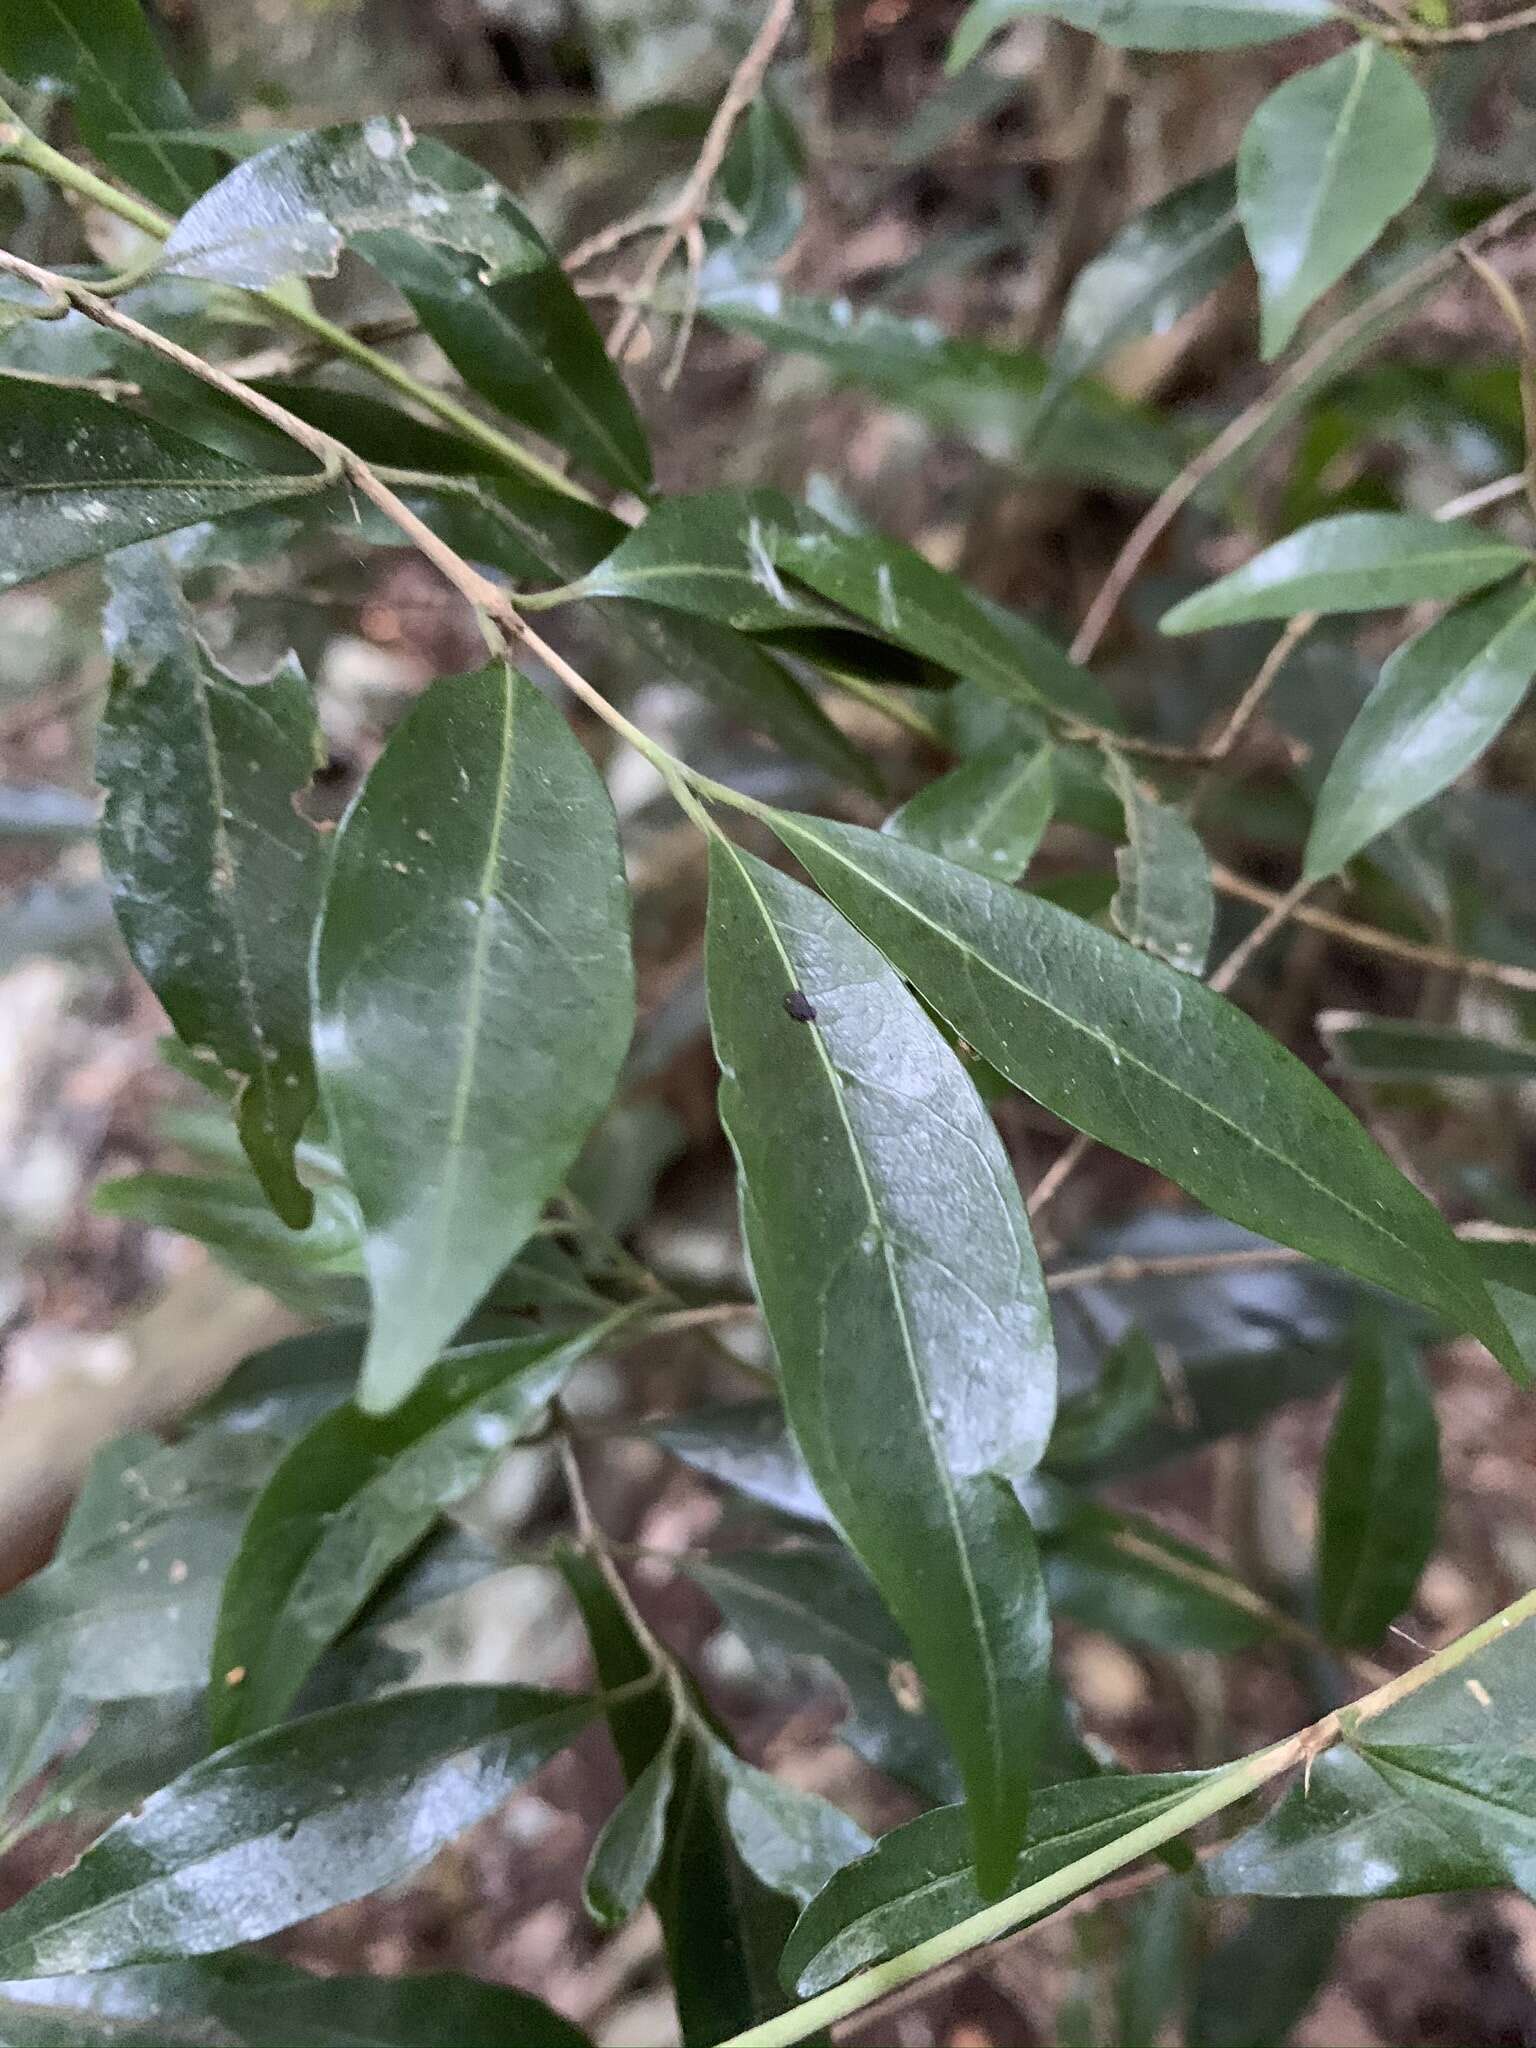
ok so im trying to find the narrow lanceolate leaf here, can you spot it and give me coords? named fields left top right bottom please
left=211, top=1321, right=620, bottom=1744
left=584, top=1743, right=676, bottom=1930
left=1044, top=1330, right=1164, bottom=1473
left=166, top=123, right=648, bottom=491
left=1317, top=1324, right=1438, bottom=1649
left=1189, top=1900, right=1346, bottom=2048
left=314, top=663, right=633, bottom=1412
left=950, top=0, right=1333, bottom=61
left=1043, top=1510, right=1271, bottom=1653
left=769, top=816, right=1523, bottom=1379
left=0, top=382, right=316, bottom=594
left=1319, top=1011, right=1536, bottom=1084
left=885, top=740, right=1054, bottom=882
left=1106, top=754, right=1214, bottom=974
left=707, top=844, right=1056, bottom=1896
left=0, top=1686, right=592, bottom=1978
left=1360, top=1747, right=1536, bottom=1899
left=1160, top=514, right=1530, bottom=635
left=0, top=0, right=222, bottom=210
left=706, top=1740, right=874, bottom=1907
left=99, top=546, right=324, bottom=1227
left=1305, top=581, right=1536, bottom=879
left=1208, top=1602, right=1536, bottom=1904
left=782, top=1775, right=1205, bottom=1996
left=0, top=1960, right=593, bottom=2048
left=1238, top=46, right=1436, bottom=360
left=1048, top=167, right=1243, bottom=403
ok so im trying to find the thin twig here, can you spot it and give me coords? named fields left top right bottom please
left=1208, top=875, right=1317, bottom=995
left=1204, top=612, right=1318, bottom=767
left=1070, top=191, right=1536, bottom=663
left=605, top=0, right=797, bottom=367
left=1372, top=0, right=1536, bottom=39
left=1027, top=1130, right=1094, bottom=1221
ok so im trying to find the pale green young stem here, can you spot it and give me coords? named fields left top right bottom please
left=714, top=1585, right=1536, bottom=2048
left=0, top=99, right=598, bottom=506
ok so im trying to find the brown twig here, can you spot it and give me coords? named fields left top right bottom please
left=1208, top=874, right=1318, bottom=995
left=1371, top=0, right=1536, bottom=39
left=1069, top=190, right=1536, bottom=664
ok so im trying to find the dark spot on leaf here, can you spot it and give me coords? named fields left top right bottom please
left=784, top=989, right=817, bottom=1023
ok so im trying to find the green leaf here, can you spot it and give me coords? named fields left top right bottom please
left=1467, top=1240, right=1536, bottom=1384
left=1304, top=581, right=1536, bottom=879
left=98, top=545, right=325, bottom=1228
left=583, top=1741, right=676, bottom=1929
left=768, top=816, right=1522, bottom=1378
left=0, top=1960, right=593, bottom=2048
left=1319, top=1011, right=1536, bottom=1083
left=313, top=662, right=634, bottom=1412
left=1189, top=1899, right=1346, bottom=2047
left=1208, top=1602, right=1536, bottom=1900
left=164, top=124, right=649, bottom=491
left=211, top=1320, right=620, bottom=1744
left=1318, top=1323, right=1439, bottom=1649
left=0, top=1686, right=593, bottom=1978
left=885, top=740, right=1055, bottom=881
left=1361, top=1745, right=1536, bottom=1899
left=0, top=381, right=316, bottom=594
left=707, top=842, right=1056, bottom=1895
left=1114, top=1877, right=1195, bottom=2048
left=782, top=1774, right=1205, bottom=1996
left=0, top=0, right=222, bottom=209
left=706, top=1739, right=874, bottom=1907
left=1043, top=1510, right=1271, bottom=1653
left=1044, top=1331, right=1164, bottom=1473
left=1049, top=167, right=1243, bottom=402
left=678, top=1543, right=962, bottom=1804
left=1238, top=46, right=1436, bottom=360
left=950, top=0, right=1333, bottom=58
left=1106, top=753, right=1215, bottom=975
left=1160, top=515, right=1529, bottom=634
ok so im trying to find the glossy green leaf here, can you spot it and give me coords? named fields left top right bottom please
left=0, top=381, right=317, bottom=595
left=1189, top=1899, right=1346, bottom=2047
left=1468, top=1241, right=1536, bottom=1385
left=1304, top=581, right=1536, bottom=879
left=706, top=1738, right=874, bottom=1906
left=1318, top=1324, right=1439, bottom=1649
left=679, top=1543, right=962, bottom=1804
left=708, top=841, right=1056, bottom=1894
left=211, top=1320, right=620, bottom=1744
left=782, top=1774, right=1204, bottom=1996
left=99, top=545, right=325, bottom=1228
left=0, top=1686, right=592, bottom=1978
left=885, top=740, right=1055, bottom=881
left=1049, top=167, right=1242, bottom=402
left=313, top=662, right=634, bottom=1412
left=0, top=1959, right=592, bottom=2048
left=1044, top=1331, right=1164, bottom=1473
left=1160, top=514, right=1529, bottom=635
left=769, top=815, right=1521, bottom=1377
left=1238, top=46, right=1435, bottom=360
left=951, top=0, right=1333, bottom=58
left=0, top=0, right=221, bottom=209
left=164, top=124, right=648, bottom=491
left=1208, top=1602, right=1536, bottom=1900
left=1319, top=1011, right=1536, bottom=1083
left=1106, top=753, right=1214, bottom=974
left=584, top=1741, right=676, bottom=1929
left=1362, top=1745, right=1536, bottom=1898
left=703, top=285, right=1181, bottom=495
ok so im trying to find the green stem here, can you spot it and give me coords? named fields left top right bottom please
left=714, top=1586, right=1536, bottom=2048
left=0, top=100, right=598, bottom=506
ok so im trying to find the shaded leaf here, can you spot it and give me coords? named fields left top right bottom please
left=652, top=1402, right=830, bottom=1527
left=1305, top=581, right=1536, bottom=879
left=212, top=1319, right=622, bottom=1743
left=1238, top=46, right=1435, bottom=360
left=706, top=1738, right=874, bottom=1907
left=1189, top=1899, right=1347, bottom=2047
left=1318, top=1324, right=1439, bottom=1649
left=1160, top=514, right=1529, bottom=634
left=1107, top=753, right=1215, bottom=974
left=99, top=545, right=325, bottom=1227
left=708, top=842, right=1056, bottom=1894
left=313, top=662, right=633, bottom=1411
left=951, top=0, right=1334, bottom=57
left=1044, top=1330, right=1164, bottom=1473
left=769, top=816, right=1521, bottom=1376
left=1114, top=1876, right=1196, bottom=2048
left=0, top=0, right=221, bottom=209
left=584, top=1742, right=675, bottom=1929
left=0, top=1959, right=592, bottom=2048
left=1044, top=1509, right=1272, bottom=1653
left=1319, top=1011, right=1536, bottom=1084
left=782, top=1774, right=1205, bottom=1996
left=0, top=381, right=316, bottom=595
left=0, top=1686, right=593, bottom=1978
left=885, top=739, right=1055, bottom=881
left=165, top=124, right=648, bottom=491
